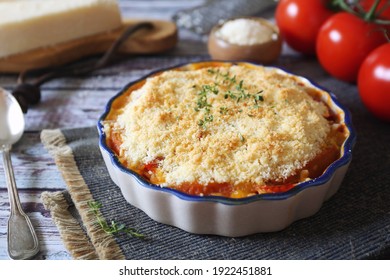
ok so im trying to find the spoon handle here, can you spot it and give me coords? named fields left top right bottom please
left=1, top=148, right=40, bottom=260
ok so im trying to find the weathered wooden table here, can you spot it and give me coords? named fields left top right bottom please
left=0, top=0, right=213, bottom=260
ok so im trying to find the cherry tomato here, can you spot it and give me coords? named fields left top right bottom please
left=316, top=12, right=388, bottom=82
left=358, top=43, right=390, bottom=122
left=275, top=0, right=334, bottom=55
left=360, top=0, right=390, bottom=20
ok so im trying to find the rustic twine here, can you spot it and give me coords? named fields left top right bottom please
left=40, top=129, right=125, bottom=260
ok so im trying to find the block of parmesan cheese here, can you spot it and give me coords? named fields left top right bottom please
left=0, top=0, right=122, bottom=58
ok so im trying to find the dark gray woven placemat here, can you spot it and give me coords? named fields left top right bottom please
left=44, top=56, right=390, bottom=260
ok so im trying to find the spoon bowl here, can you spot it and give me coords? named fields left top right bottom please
left=0, top=87, right=40, bottom=260
left=0, top=89, right=24, bottom=146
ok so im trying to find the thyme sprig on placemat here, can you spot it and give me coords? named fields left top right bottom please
left=88, top=201, right=145, bottom=239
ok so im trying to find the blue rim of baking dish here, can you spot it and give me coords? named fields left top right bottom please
left=97, top=61, right=357, bottom=206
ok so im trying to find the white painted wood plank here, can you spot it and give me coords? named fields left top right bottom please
left=0, top=133, right=67, bottom=190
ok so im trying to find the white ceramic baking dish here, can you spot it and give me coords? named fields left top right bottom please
left=97, top=61, right=356, bottom=237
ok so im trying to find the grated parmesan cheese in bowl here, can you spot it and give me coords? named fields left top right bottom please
left=215, top=18, right=276, bottom=45
left=208, top=17, right=282, bottom=64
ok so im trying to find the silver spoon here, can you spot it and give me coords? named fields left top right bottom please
left=0, top=87, right=39, bottom=259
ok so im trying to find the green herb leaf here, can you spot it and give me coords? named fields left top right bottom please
left=198, top=114, right=213, bottom=129
left=194, top=69, right=265, bottom=127
left=88, top=200, right=145, bottom=239
left=220, top=107, right=229, bottom=115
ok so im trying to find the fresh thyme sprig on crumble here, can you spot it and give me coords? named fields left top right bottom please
left=88, top=201, right=145, bottom=239
left=195, top=67, right=265, bottom=130
left=194, top=84, right=218, bottom=129
left=193, top=69, right=264, bottom=129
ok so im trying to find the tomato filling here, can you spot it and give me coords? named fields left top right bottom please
left=130, top=140, right=340, bottom=198
left=135, top=158, right=297, bottom=198
left=172, top=182, right=295, bottom=198
left=109, top=130, right=341, bottom=198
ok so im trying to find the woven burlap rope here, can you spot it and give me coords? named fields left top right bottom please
left=40, top=129, right=125, bottom=260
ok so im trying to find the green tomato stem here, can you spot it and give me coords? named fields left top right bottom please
left=335, top=0, right=360, bottom=16
left=365, top=0, right=382, bottom=21
left=333, top=0, right=390, bottom=24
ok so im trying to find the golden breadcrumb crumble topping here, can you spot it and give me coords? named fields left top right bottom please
left=103, top=63, right=344, bottom=194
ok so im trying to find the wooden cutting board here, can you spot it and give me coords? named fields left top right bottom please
left=0, top=19, right=178, bottom=73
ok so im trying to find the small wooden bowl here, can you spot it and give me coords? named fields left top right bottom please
left=208, top=17, right=282, bottom=64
